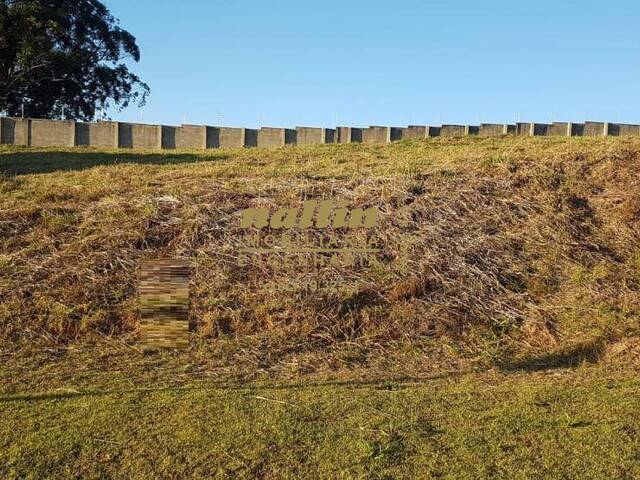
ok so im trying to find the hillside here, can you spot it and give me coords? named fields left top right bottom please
left=2, top=136, right=640, bottom=477
left=1, top=136, right=640, bottom=380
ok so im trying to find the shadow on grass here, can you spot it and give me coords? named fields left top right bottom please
left=0, top=370, right=466, bottom=404
left=0, top=148, right=231, bottom=175
left=500, top=338, right=608, bottom=372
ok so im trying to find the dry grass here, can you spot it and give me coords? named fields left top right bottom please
left=1, top=135, right=639, bottom=379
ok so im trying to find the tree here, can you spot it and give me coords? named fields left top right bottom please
left=0, top=0, right=149, bottom=120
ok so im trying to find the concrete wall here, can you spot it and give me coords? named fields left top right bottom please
left=389, top=127, right=403, bottom=141
left=30, top=119, right=74, bottom=147
left=515, top=123, right=552, bottom=136
left=2, top=116, right=639, bottom=151
left=583, top=122, right=606, bottom=136
left=516, top=123, right=532, bottom=136
left=162, top=124, right=206, bottom=149
left=75, top=121, right=117, bottom=148
left=181, top=124, right=207, bottom=149
left=296, top=127, right=322, bottom=145
left=440, top=125, right=466, bottom=136
left=532, top=123, right=550, bottom=136
left=571, top=123, right=584, bottom=136
left=245, top=129, right=258, bottom=147
left=208, top=127, right=242, bottom=148
left=206, top=127, right=220, bottom=148
left=324, top=128, right=336, bottom=143
left=480, top=124, right=509, bottom=136
left=161, top=126, right=177, bottom=149
left=258, top=127, right=285, bottom=148
left=548, top=122, right=585, bottom=136
left=402, top=126, right=426, bottom=139
left=335, top=127, right=363, bottom=143
left=296, top=127, right=334, bottom=145
left=256, top=127, right=295, bottom=147
left=118, top=122, right=160, bottom=149
left=212, top=127, right=258, bottom=148
left=336, top=127, right=350, bottom=143
left=548, top=122, right=571, bottom=136
left=1, top=117, right=19, bottom=144
left=363, top=126, right=390, bottom=144
left=427, top=126, right=441, bottom=137
left=610, top=123, right=640, bottom=136
left=284, top=129, right=296, bottom=145
left=0, top=117, right=29, bottom=145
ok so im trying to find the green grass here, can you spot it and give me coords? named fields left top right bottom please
left=2, top=138, right=640, bottom=477
left=1, top=365, right=639, bottom=479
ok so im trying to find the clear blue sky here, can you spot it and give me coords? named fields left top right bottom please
left=105, top=0, right=640, bottom=128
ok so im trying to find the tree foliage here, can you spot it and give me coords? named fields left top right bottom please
left=0, top=0, right=149, bottom=119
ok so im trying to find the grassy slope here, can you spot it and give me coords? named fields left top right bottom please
left=1, top=137, right=640, bottom=477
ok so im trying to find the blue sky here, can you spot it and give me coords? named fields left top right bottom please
left=105, top=0, right=640, bottom=128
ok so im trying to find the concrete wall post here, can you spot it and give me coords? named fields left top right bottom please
left=336, top=126, right=356, bottom=143
left=26, top=118, right=32, bottom=146
left=322, top=128, right=336, bottom=144
left=156, top=124, right=163, bottom=149
left=69, top=120, right=76, bottom=146
left=603, top=122, right=610, bottom=136
left=113, top=121, right=120, bottom=148
left=20, top=118, right=32, bottom=146
left=426, top=126, right=441, bottom=137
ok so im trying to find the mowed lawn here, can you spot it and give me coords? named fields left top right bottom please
left=1, top=365, right=639, bottom=479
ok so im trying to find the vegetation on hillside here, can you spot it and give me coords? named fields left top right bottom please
left=2, top=137, right=640, bottom=478
left=1, top=136, right=639, bottom=381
